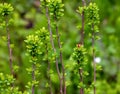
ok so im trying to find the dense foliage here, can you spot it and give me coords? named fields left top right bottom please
left=0, top=0, right=120, bottom=94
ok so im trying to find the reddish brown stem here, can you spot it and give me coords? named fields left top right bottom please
left=48, top=61, right=53, bottom=94
left=55, top=23, right=66, bottom=94
left=45, top=44, right=53, bottom=94
left=5, top=17, right=14, bottom=76
left=79, top=0, right=86, bottom=94
left=80, top=0, right=86, bottom=44
left=92, top=24, right=96, bottom=94
left=45, top=4, right=63, bottom=94
left=79, top=69, right=84, bottom=94
left=32, top=63, right=35, bottom=94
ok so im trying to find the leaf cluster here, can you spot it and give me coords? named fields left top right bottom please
left=77, top=3, right=100, bottom=33
left=85, top=3, right=100, bottom=26
left=35, top=27, right=50, bottom=45
left=0, top=3, right=13, bottom=17
left=25, top=35, right=42, bottom=58
left=72, top=44, right=87, bottom=65
left=49, top=0, right=64, bottom=20
left=0, top=73, right=15, bottom=90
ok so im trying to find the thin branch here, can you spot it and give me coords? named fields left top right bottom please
left=45, top=6, right=55, bottom=52
left=87, top=0, right=96, bottom=93
left=80, top=0, right=86, bottom=44
left=45, top=44, right=53, bottom=94
left=45, top=4, right=63, bottom=94
left=5, top=17, right=14, bottom=76
left=82, top=0, right=86, bottom=6
left=32, top=63, right=35, bottom=94
left=77, top=60, right=84, bottom=94
left=79, top=0, right=86, bottom=94
left=78, top=63, right=84, bottom=94
left=55, top=22, right=66, bottom=94
left=92, top=24, right=96, bottom=94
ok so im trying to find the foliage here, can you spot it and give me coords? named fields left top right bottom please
left=0, top=73, right=23, bottom=94
left=25, top=34, right=42, bottom=58
left=72, top=44, right=88, bottom=89
left=0, top=0, right=120, bottom=94
left=0, top=3, right=13, bottom=16
left=49, top=0, right=64, bottom=20
left=72, top=44, right=87, bottom=64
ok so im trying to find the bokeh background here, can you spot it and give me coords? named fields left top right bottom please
left=0, top=0, right=120, bottom=94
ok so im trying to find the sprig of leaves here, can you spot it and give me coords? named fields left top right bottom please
left=0, top=3, right=13, bottom=17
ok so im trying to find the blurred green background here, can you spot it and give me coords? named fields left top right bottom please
left=0, top=0, right=120, bottom=94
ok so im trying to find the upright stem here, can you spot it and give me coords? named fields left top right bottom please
left=87, top=0, right=96, bottom=92
left=55, top=23, right=66, bottom=94
left=45, top=4, right=63, bottom=94
left=80, top=0, right=86, bottom=44
left=45, top=5, right=55, bottom=51
left=5, top=17, right=14, bottom=76
left=78, top=65, right=84, bottom=94
left=79, top=0, right=86, bottom=94
left=32, top=63, right=35, bottom=94
left=92, top=24, right=96, bottom=94
left=77, top=60, right=84, bottom=94
left=45, top=44, right=53, bottom=94
left=47, top=61, right=53, bottom=94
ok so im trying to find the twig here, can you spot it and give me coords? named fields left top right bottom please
left=45, top=44, right=53, bottom=94
left=55, top=22, right=66, bottom=94
left=80, top=0, right=86, bottom=44
left=32, top=63, right=35, bottom=94
left=92, top=24, right=96, bottom=94
left=5, top=17, right=14, bottom=76
left=45, top=3, right=63, bottom=94
left=78, top=63, right=84, bottom=94
left=79, top=0, right=86, bottom=94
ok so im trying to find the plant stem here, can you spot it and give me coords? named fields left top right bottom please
left=5, top=17, right=14, bottom=76
left=55, top=23, right=66, bottom=94
left=79, top=0, right=86, bottom=94
left=47, top=61, right=53, bottom=94
left=92, top=24, right=96, bottom=94
left=32, top=63, right=35, bottom=94
left=79, top=68, right=84, bottom=94
left=80, top=0, right=86, bottom=44
left=45, top=44, right=53, bottom=94
left=45, top=4, right=63, bottom=94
